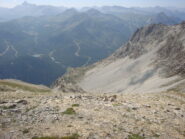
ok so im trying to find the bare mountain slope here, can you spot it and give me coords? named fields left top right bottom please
left=53, top=22, right=185, bottom=93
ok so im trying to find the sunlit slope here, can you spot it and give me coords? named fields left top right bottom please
left=54, top=23, right=185, bottom=93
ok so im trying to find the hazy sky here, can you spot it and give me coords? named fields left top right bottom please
left=0, top=0, right=185, bottom=8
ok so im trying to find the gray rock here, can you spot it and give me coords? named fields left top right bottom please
left=16, top=100, right=28, bottom=105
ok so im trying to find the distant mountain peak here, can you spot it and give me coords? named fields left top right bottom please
left=21, top=1, right=36, bottom=7
left=61, top=8, right=78, bottom=15
left=22, top=1, right=28, bottom=5
left=86, top=9, right=101, bottom=14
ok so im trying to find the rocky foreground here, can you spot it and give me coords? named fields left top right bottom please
left=0, top=89, right=185, bottom=139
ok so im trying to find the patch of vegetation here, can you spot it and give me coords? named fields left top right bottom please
left=72, top=104, right=80, bottom=107
left=22, top=129, right=29, bottom=134
left=62, top=108, right=76, bottom=115
left=32, top=137, right=59, bottom=139
left=0, top=104, right=16, bottom=109
left=32, top=133, right=79, bottom=139
left=0, top=80, right=50, bottom=93
left=61, top=133, right=80, bottom=139
left=128, top=134, right=145, bottom=139
left=112, top=103, right=122, bottom=107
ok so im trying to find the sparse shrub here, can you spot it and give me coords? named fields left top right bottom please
left=61, top=133, right=80, bottom=139
left=23, top=129, right=29, bottom=134
left=128, top=134, right=145, bottom=139
left=32, top=133, right=79, bottom=139
left=62, top=108, right=76, bottom=115
left=112, top=103, right=122, bottom=106
left=72, top=104, right=79, bottom=107
left=0, top=104, right=16, bottom=109
left=32, top=137, right=59, bottom=139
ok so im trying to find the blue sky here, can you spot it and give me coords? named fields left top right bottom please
left=0, top=0, right=185, bottom=8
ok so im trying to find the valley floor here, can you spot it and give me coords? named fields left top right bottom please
left=0, top=90, right=185, bottom=139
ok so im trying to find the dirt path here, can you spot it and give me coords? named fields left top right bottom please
left=74, top=40, right=81, bottom=57
left=83, top=56, right=92, bottom=66
left=49, top=50, right=61, bottom=64
left=73, top=40, right=92, bottom=66
left=0, top=41, right=10, bottom=56
left=0, top=40, right=18, bottom=57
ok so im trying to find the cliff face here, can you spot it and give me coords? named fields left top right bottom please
left=53, top=23, right=185, bottom=93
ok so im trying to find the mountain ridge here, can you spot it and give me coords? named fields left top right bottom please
left=53, top=22, right=185, bottom=93
left=0, top=6, right=183, bottom=85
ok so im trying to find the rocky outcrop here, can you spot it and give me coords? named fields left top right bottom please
left=52, top=66, right=94, bottom=93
